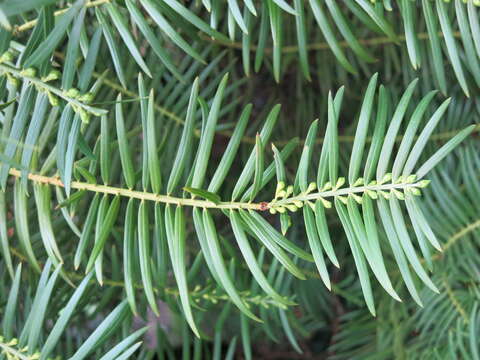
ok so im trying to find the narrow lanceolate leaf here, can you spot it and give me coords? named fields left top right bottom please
left=208, top=104, right=252, bottom=193
left=106, top=2, right=152, bottom=77
left=267, top=0, right=282, bottom=82
left=250, top=134, right=264, bottom=201
left=248, top=210, right=313, bottom=262
left=115, top=94, right=136, bottom=189
left=401, top=0, right=420, bottom=68
left=391, top=91, right=439, bottom=180
left=147, top=89, right=162, bottom=193
left=62, top=7, right=86, bottom=90
left=24, top=0, right=82, bottom=67
left=416, top=125, right=476, bottom=179
left=405, top=194, right=441, bottom=251
left=64, top=114, right=81, bottom=195
left=348, top=74, right=378, bottom=184
left=295, top=120, right=318, bottom=193
left=376, top=79, right=418, bottom=181
left=14, top=181, right=41, bottom=272
left=314, top=200, right=339, bottom=268
left=317, top=87, right=344, bottom=187
left=327, top=92, right=339, bottom=185
left=138, top=200, right=159, bottom=315
left=355, top=0, right=397, bottom=41
left=2, top=264, right=21, bottom=340
left=162, top=0, right=229, bottom=41
left=27, top=264, right=62, bottom=353
left=69, top=301, right=129, bottom=360
left=230, top=210, right=291, bottom=306
left=455, top=0, right=480, bottom=87
left=402, top=96, right=451, bottom=176
left=232, top=104, right=281, bottom=200
left=351, top=196, right=400, bottom=301
left=40, top=272, right=94, bottom=360
left=203, top=209, right=260, bottom=321
left=86, top=195, right=120, bottom=273
left=0, top=85, right=35, bottom=189
left=183, top=187, right=221, bottom=204
left=98, top=327, right=148, bottom=360
left=271, top=0, right=297, bottom=14
left=325, top=0, right=375, bottom=62
left=363, top=85, right=388, bottom=183
left=34, top=183, right=63, bottom=265
left=141, top=0, right=205, bottom=63
left=294, top=0, right=310, bottom=79
left=100, top=114, right=111, bottom=185
left=125, top=0, right=183, bottom=81
left=228, top=0, right=248, bottom=33
left=436, top=0, right=469, bottom=96
left=335, top=198, right=376, bottom=316
left=310, top=0, right=356, bottom=74
left=303, top=205, right=331, bottom=289
left=241, top=138, right=298, bottom=201
left=165, top=205, right=200, bottom=336
left=79, top=27, right=102, bottom=92
left=167, top=78, right=199, bottom=194
left=74, top=193, right=100, bottom=269
left=468, top=1, right=480, bottom=58
left=96, top=8, right=126, bottom=88
left=389, top=196, right=438, bottom=293
left=422, top=0, right=447, bottom=94
left=239, top=210, right=307, bottom=279
left=123, top=198, right=137, bottom=314
left=0, top=191, right=13, bottom=277
left=192, top=73, right=229, bottom=189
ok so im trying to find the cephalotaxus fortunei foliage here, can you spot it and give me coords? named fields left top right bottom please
left=0, top=0, right=479, bottom=359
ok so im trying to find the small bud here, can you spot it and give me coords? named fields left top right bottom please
left=418, top=179, right=431, bottom=188
left=306, top=201, right=316, bottom=210
left=381, top=173, right=392, bottom=184
left=47, top=91, right=59, bottom=106
left=277, top=190, right=287, bottom=198
left=42, top=70, right=61, bottom=82
left=306, top=182, right=317, bottom=194
left=321, top=182, right=332, bottom=191
left=319, top=198, right=332, bottom=209
left=351, top=193, right=363, bottom=204
left=366, top=189, right=378, bottom=199
left=353, top=177, right=364, bottom=186
left=334, top=177, right=345, bottom=189
left=275, top=181, right=285, bottom=197
left=406, top=174, right=417, bottom=183
left=368, top=180, right=377, bottom=186
left=392, top=189, right=405, bottom=200
left=0, top=51, right=14, bottom=63
left=409, top=187, right=421, bottom=196
left=20, top=67, right=36, bottom=77
left=285, top=185, right=294, bottom=197
left=394, top=175, right=405, bottom=184
left=276, top=206, right=286, bottom=214
left=378, top=190, right=390, bottom=199
left=65, top=87, right=80, bottom=98
left=79, top=109, right=90, bottom=124
left=337, top=195, right=348, bottom=205
left=285, top=204, right=298, bottom=212
left=78, top=92, right=94, bottom=104
left=269, top=208, right=277, bottom=214
left=6, top=73, right=19, bottom=87
left=293, top=200, right=303, bottom=208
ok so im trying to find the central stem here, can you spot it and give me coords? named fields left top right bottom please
left=7, top=168, right=422, bottom=212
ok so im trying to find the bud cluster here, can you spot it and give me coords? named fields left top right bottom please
left=268, top=173, right=431, bottom=214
